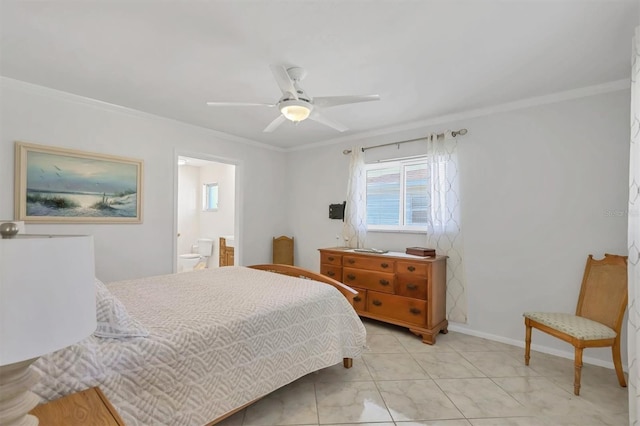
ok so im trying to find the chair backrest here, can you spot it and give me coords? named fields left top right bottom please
left=273, top=236, right=294, bottom=265
left=576, top=254, right=628, bottom=333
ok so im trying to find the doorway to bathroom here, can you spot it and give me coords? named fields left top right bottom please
left=174, top=153, right=238, bottom=273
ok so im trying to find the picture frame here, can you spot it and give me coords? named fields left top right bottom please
left=14, top=142, right=144, bottom=223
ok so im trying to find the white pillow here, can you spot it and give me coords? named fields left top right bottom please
left=94, top=278, right=149, bottom=339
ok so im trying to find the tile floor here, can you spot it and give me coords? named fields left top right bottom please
left=218, top=319, right=628, bottom=426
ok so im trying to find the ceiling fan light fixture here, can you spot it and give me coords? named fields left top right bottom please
left=207, top=65, right=379, bottom=132
left=280, top=100, right=312, bottom=122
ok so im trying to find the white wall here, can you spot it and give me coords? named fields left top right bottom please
left=461, top=90, right=629, bottom=366
left=177, top=165, right=200, bottom=257
left=198, top=162, right=235, bottom=267
left=286, top=89, right=630, bottom=367
left=0, top=78, right=288, bottom=282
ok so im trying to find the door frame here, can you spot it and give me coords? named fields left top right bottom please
left=173, top=149, right=243, bottom=272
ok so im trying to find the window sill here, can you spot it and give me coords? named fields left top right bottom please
left=367, top=228, right=427, bottom=234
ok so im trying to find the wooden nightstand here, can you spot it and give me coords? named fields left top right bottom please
left=30, top=387, right=125, bottom=425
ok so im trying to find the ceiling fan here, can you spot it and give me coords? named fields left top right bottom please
left=206, top=65, right=380, bottom=133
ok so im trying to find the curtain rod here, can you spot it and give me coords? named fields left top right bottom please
left=342, top=128, right=468, bottom=155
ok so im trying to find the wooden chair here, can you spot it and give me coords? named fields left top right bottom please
left=272, top=236, right=294, bottom=265
left=523, top=253, right=628, bottom=395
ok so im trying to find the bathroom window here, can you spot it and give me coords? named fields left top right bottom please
left=203, top=183, right=219, bottom=211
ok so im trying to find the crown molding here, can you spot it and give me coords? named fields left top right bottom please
left=0, top=76, right=285, bottom=153
left=2, top=76, right=629, bottom=154
left=288, top=78, right=631, bottom=152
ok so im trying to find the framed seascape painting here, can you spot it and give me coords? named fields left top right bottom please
left=14, top=142, right=144, bottom=223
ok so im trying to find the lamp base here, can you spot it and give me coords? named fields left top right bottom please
left=0, top=359, right=41, bottom=426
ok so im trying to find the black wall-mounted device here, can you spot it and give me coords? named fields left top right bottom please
left=329, top=201, right=346, bottom=220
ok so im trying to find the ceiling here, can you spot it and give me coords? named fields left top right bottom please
left=1, top=1, right=637, bottom=150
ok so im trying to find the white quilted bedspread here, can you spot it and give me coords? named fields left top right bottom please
left=33, top=267, right=367, bottom=425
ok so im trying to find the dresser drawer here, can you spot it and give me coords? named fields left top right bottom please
left=321, top=252, right=342, bottom=266
left=343, top=255, right=394, bottom=272
left=321, top=265, right=342, bottom=281
left=396, top=260, right=429, bottom=276
left=395, top=274, right=428, bottom=300
left=351, top=288, right=367, bottom=312
left=343, top=267, right=395, bottom=293
left=319, top=248, right=448, bottom=345
left=367, top=292, right=427, bottom=326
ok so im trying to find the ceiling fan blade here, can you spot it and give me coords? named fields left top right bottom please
left=309, top=111, right=348, bottom=132
left=206, top=101, right=276, bottom=107
left=312, top=95, right=380, bottom=108
left=263, top=115, right=287, bottom=133
left=270, top=64, right=298, bottom=100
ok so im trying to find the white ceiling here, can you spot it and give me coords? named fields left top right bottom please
left=1, top=1, right=637, bottom=149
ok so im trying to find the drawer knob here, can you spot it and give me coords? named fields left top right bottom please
left=348, top=259, right=355, bottom=264
left=409, top=307, right=422, bottom=315
left=327, top=271, right=335, bottom=277
left=407, top=266, right=416, bottom=272
left=346, top=274, right=356, bottom=280
left=353, top=296, right=362, bottom=302
left=379, top=279, right=390, bottom=286
left=406, top=283, right=418, bottom=290
left=381, top=263, right=389, bottom=268
left=328, top=256, right=335, bottom=261
left=372, top=299, right=382, bottom=306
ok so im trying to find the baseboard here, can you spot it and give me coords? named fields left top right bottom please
left=447, top=323, right=626, bottom=372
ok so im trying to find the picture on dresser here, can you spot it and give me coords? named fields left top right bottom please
left=14, top=142, right=143, bottom=223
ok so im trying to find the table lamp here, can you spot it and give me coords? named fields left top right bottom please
left=0, top=225, right=96, bottom=425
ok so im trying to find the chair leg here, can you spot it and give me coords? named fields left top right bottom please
left=524, top=321, right=532, bottom=366
left=574, top=347, right=583, bottom=396
left=612, top=338, right=627, bottom=387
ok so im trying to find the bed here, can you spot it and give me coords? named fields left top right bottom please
left=32, top=265, right=367, bottom=425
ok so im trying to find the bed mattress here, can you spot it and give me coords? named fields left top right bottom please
left=32, top=266, right=367, bottom=425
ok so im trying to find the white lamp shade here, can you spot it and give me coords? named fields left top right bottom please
left=0, top=235, right=96, bottom=366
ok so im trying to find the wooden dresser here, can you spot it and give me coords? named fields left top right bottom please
left=319, top=248, right=448, bottom=344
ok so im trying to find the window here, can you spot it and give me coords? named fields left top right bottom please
left=366, top=158, right=428, bottom=231
left=202, top=183, right=218, bottom=211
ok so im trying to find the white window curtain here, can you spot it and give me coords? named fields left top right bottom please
left=426, top=131, right=468, bottom=324
left=628, top=25, right=640, bottom=426
left=343, top=147, right=367, bottom=248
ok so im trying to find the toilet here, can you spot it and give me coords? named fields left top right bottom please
left=179, top=238, right=214, bottom=272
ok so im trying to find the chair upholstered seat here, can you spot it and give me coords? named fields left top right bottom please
left=523, top=312, right=616, bottom=340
